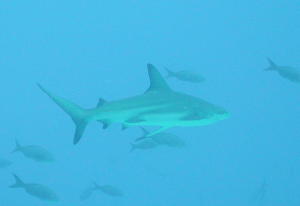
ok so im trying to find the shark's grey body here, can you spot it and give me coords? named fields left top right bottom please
left=39, top=64, right=229, bottom=144
left=265, top=58, right=300, bottom=83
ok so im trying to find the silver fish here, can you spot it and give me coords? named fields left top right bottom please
left=10, top=174, right=59, bottom=202
left=12, top=140, right=55, bottom=163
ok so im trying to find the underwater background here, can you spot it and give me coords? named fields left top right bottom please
left=1, top=0, right=300, bottom=205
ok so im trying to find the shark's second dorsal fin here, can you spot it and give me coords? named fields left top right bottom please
left=146, top=64, right=171, bottom=92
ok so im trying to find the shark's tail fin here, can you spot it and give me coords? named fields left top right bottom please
left=265, top=58, right=278, bottom=71
left=11, top=140, right=22, bottom=153
left=38, top=84, right=91, bottom=144
left=164, top=67, right=175, bottom=78
left=10, top=174, right=25, bottom=188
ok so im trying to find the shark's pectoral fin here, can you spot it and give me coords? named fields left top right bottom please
left=135, top=126, right=171, bottom=141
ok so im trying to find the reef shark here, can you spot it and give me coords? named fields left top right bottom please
left=38, top=64, right=229, bottom=144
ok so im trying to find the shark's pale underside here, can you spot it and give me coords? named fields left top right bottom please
left=38, top=64, right=229, bottom=144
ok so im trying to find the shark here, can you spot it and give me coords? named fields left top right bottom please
left=38, top=64, right=229, bottom=144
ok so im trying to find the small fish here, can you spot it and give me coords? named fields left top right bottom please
left=130, top=139, right=159, bottom=152
left=165, top=67, right=205, bottom=83
left=98, top=184, right=124, bottom=197
left=10, top=174, right=59, bottom=202
left=251, top=179, right=268, bottom=203
left=80, top=187, right=94, bottom=201
left=0, top=158, right=12, bottom=168
left=12, top=140, right=55, bottom=163
left=265, top=58, right=300, bottom=83
left=136, top=127, right=186, bottom=148
left=152, top=133, right=186, bottom=148
left=80, top=182, right=123, bottom=200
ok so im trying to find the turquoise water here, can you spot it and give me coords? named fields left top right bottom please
left=1, top=1, right=300, bottom=205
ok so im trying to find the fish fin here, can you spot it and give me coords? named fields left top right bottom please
left=96, top=98, right=107, bottom=108
left=146, top=64, right=171, bottom=92
left=10, top=174, right=25, bottom=188
left=129, top=143, right=136, bottom=152
left=140, top=127, right=149, bottom=136
left=80, top=188, right=94, bottom=201
left=135, top=127, right=171, bottom=141
left=92, top=182, right=102, bottom=191
left=99, top=120, right=110, bottom=129
left=146, top=127, right=170, bottom=137
left=38, top=84, right=91, bottom=145
left=11, top=139, right=22, bottom=153
left=134, top=127, right=149, bottom=141
left=265, top=57, right=278, bottom=70
left=164, top=67, right=175, bottom=78
left=121, top=124, right=129, bottom=130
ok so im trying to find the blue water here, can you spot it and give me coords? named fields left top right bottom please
left=1, top=0, right=300, bottom=205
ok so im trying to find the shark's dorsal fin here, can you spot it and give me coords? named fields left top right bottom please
left=146, top=64, right=171, bottom=92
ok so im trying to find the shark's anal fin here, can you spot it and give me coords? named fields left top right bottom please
left=135, top=127, right=171, bottom=141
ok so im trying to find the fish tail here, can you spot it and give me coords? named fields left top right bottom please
left=92, top=181, right=101, bottom=190
left=140, top=127, right=149, bottom=136
left=11, top=139, right=22, bottom=153
left=133, top=127, right=149, bottom=142
left=129, top=143, right=136, bottom=152
left=265, top=57, right=278, bottom=70
left=10, top=174, right=25, bottom=188
left=37, top=83, right=91, bottom=144
left=164, top=67, right=175, bottom=78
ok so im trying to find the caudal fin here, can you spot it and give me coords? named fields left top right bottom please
left=10, top=174, right=25, bottom=188
left=164, top=67, right=175, bottom=78
left=129, top=143, right=136, bottom=152
left=11, top=140, right=22, bottom=153
left=37, top=84, right=90, bottom=144
left=265, top=58, right=278, bottom=71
